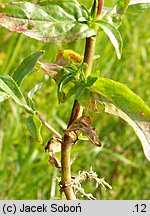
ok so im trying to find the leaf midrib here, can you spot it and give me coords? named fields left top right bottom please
left=0, top=15, right=83, bottom=24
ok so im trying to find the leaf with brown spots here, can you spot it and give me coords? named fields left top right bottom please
left=0, top=1, right=96, bottom=43
left=90, top=77, right=150, bottom=161
left=37, top=62, right=62, bottom=78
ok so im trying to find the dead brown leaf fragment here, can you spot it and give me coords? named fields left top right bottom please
left=37, top=61, right=62, bottom=77
left=45, top=137, right=62, bottom=168
left=45, top=137, right=62, bottom=153
left=66, top=116, right=101, bottom=147
left=49, top=154, right=61, bottom=169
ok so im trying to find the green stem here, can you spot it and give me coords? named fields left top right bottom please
left=61, top=135, right=75, bottom=200
left=61, top=100, right=82, bottom=200
left=60, top=0, right=104, bottom=200
left=60, top=37, right=96, bottom=199
left=60, top=37, right=96, bottom=200
left=84, top=0, right=105, bottom=77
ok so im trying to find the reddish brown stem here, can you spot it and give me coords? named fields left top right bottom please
left=97, top=0, right=104, bottom=18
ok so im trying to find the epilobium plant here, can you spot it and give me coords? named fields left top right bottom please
left=0, top=0, right=150, bottom=199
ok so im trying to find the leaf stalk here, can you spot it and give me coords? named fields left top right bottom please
left=38, top=115, right=62, bottom=139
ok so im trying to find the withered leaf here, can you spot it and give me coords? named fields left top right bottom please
left=45, top=137, right=62, bottom=168
left=45, top=137, right=61, bottom=153
left=66, top=116, right=101, bottom=147
left=49, top=154, right=61, bottom=168
left=38, top=61, right=62, bottom=77
left=55, top=49, right=83, bottom=66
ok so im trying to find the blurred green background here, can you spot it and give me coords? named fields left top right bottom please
left=0, top=0, right=150, bottom=199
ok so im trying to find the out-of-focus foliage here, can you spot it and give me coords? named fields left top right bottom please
left=0, top=0, right=150, bottom=199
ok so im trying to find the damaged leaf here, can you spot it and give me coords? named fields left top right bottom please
left=104, top=102, right=150, bottom=161
left=55, top=49, right=83, bottom=66
left=45, top=137, right=62, bottom=154
left=38, top=61, right=62, bottom=78
left=49, top=154, right=61, bottom=169
left=38, top=49, right=83, bottom=84
left=90, top=77, right=150, bottom=161
left=45, top=137, right=62, bottom=168
left=66, top=116, right=101, bottom=146
left=0, top=1, right=96, bottom=43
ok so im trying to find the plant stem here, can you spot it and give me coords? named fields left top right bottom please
left=60, top=0, right=104, bottom=200
left=97, top=0, right=104, bottom=18
left=61, top=100, right=82, bottom=200
left=84, top=36, right=96, bottom=77
left=60, top=36, right=97, bottom=199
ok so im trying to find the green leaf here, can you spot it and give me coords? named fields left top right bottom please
left=115, top=0, right=130, bottom=16
left=102, top=0, right=150, bottom=28
left=27, top=82, right=43, bottom=110
left=129, top=0, right=150, bottom=5
left=0, top=1, right=96, bottom=43
left=90, top=0, right=98, bottom=19
left=13, top=51, right=44, bottom=86
left=102, top=148, right=139, bottom=167
left=75, top=84, right=86, bottom=99
left=58, top=72, right=75, bottom=103
left=28, top=82, right=43, bottom=100
left=90, top=77, right=150, bottom=161
left=26, top=114, right=43, bottom=144
left=101, top=0, right=130, bottom=28
left=0, top=89, right=9, bottom=102
left=128, top=0, right=150, bottom=13
left=96, top=20, right=123, bottom=59
left=0, top=74, right=26, bottom=106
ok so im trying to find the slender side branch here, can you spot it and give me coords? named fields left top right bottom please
left=38, top=115, right=62, bottom=139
